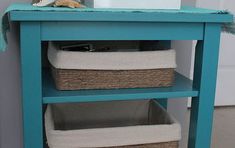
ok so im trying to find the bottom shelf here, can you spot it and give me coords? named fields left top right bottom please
left=42, top=69, right=198, bottom=104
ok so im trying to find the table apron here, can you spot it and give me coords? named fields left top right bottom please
left=40, top=21, right=205, bottom=41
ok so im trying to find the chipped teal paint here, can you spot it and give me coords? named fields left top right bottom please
left=20, top=22, right=43, bottom=148
left=11, top=9, right=232, bottom=148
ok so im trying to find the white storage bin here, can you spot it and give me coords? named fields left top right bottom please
left=45, top=100, right=181, bottom=148
left=84, top=0, right=181, bottom=9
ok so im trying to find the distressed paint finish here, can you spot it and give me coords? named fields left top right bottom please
left=188, top=23, right=221, bottom=148
left=20, top=22, right=43, bottom=148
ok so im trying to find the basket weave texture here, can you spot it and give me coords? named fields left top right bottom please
left=103, top=141, right=178, bottom=148
left=46, top=100, right=180, bottom=148
left=51, top=66, right=175, bottom=90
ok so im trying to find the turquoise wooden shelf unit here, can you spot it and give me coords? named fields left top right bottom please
left=8, top=3, right=233, bottom=148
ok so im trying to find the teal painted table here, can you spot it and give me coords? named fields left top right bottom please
left=9, top=7, right=233, bottom=148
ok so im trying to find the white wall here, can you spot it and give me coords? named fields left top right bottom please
left=0, top=0, right=195, bottom=148
left=0, top=1, right=28, bottom=148
left=168, top=40, right=195, bottom=148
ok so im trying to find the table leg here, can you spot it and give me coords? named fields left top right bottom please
left=155, top=41, right=171, bottom=109
left=156, top=99, right=168, bottom=109
left=20, top=22, right=43, bottom=148
left=188, top=23, right=221, bottom=148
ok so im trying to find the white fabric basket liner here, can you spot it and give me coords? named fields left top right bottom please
left=45, top=100, right=181, bottom=148
left=48, top=42, right=177, bottom=70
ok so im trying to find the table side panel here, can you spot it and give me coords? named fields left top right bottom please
left=41, top=22, right=204, bottom=40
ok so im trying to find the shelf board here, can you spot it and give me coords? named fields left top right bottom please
left=42, top=70, right=198, bottom=104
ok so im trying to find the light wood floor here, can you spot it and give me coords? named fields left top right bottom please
left=182, top=107, right=235, bottom=148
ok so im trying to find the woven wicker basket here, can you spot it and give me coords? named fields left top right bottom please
left=51, top=66, right=175, bottom=90
left=48, top=42, right=176, bottom=90
left=101, top=141, right=179, bottom=148
left=45, top=100, right=181, bottom=148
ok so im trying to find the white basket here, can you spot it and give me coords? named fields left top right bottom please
left=45, top=100, right=181, bottom=148
left=84, top=0, right=181, bottom=9
left=48, top=42, right=177, bottom=70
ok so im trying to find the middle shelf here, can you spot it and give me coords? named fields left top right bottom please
left=42, top=70, right=198, bottom=104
